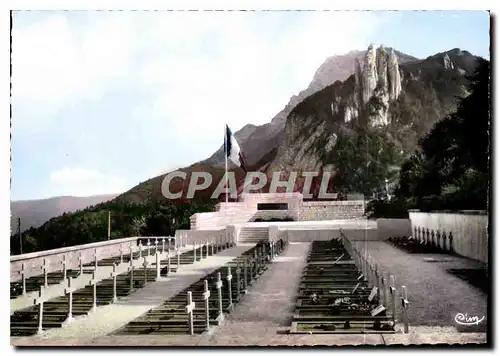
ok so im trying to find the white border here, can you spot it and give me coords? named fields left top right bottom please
left=2, top=1, right=497, bottom=354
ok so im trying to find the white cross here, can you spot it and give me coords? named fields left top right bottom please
left=203, top=279, right=211, bottom=331
left=64, top=277, right=76, bottom=323
left=93, top=249, right=98, bottom=269
left=110, top=263, right=119, bottom=303
left=216, top=272, right=223, bottom=317
left=185, top=291, right=196, bottom=335
left=34, top=288, right=48, bottom=334
left=147, top=239, right=151, bottom=256
left=226, top=266, right=233, bottom=306
left=401, top=285, right=410, bottom=333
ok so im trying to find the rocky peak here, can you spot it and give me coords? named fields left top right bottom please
left=443, top=53, right=455, bottom=70
left=353, top=44, right=402, bottom=126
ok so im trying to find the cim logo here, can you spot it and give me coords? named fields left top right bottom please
left=454, top=313, right=485, bottom=326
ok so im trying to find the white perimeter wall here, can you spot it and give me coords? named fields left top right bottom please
left=409, top=211, right=488, bottom=264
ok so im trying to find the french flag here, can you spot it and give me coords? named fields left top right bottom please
left=225, top=124, right=247, bottom=172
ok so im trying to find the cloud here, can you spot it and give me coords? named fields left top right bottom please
left=12, top=11, right=388, bottom=199
left=49, top=167, right=131, bottom=197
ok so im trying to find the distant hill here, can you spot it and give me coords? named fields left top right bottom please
left=10, top=194, right=118, bottom=233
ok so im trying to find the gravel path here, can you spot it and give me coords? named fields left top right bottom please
left=354, top=241, right=488, bottom=333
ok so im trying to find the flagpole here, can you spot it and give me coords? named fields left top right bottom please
left=224, top=124, right=228, bottom=204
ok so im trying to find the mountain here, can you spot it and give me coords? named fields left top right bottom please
left=114, top=45, right=480, bottom=202
left=202, top=47, right=418, bottom=169
left=10, top=194, right=118, bottom=233
left=266, top=45, right=480, bottom=175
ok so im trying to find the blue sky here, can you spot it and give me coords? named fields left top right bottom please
left=11, top=10, right=490, bottom=201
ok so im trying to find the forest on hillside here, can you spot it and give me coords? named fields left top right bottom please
left=368, top=58, right=490, bottom=217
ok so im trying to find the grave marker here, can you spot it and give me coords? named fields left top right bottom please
left=227, top=266, right=233, bottom=308
left=185, top=291, right=195, bottom=335
left=34, top=288, right=48, bottom=334
left=401, top=286, right=410, bottom=333
left=389, top=275, right=397, bottom=324
left=64, top=277, right=76, bottom=323
left=216, top=272, right=223, bottom=318
left=203, top=280, right=211, bottom=331
left=110, top=263, right=118, bottom=303
left=371, top=304, right=386, bottom=316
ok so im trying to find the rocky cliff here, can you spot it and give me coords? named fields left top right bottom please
left=115, top=45, right=481, bottom=202
left=266, top=46, right=481, bottom=178
left=202, top=47, right=417, bottom=169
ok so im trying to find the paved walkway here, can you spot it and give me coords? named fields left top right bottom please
left=14, top=244, right=255, bottom=341
left=353, top=241, right=488, bottom=333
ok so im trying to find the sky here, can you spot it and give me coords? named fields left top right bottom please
left=10, top=10, right=490, bottom=201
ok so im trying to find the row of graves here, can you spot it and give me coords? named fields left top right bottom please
left=386, top=227, right=455, bottom=254
left=289, top=232, right=410, bottom=334
left=388, top=230, right=488, bottom=294
left=114, top=238, right=288, bottom=336
left=10, top=238, right=178, bottom=299
left=10, top=237, right=236, bottom=337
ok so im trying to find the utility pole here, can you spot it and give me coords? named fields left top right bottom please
left=18, top=218, right=22, bottom=255
left=107, top=211, right=111, bottom=240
